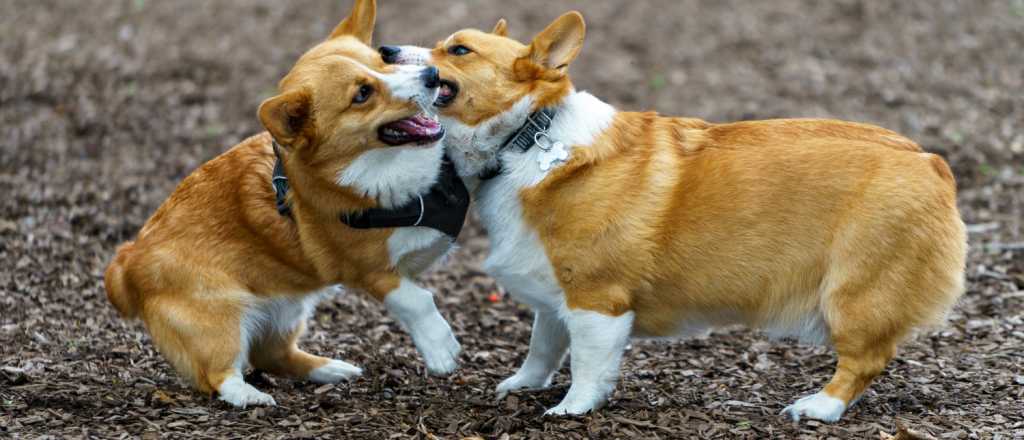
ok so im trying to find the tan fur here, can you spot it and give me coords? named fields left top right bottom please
left=491, top=18, right=508, bottom=37
left=431, top=12, right=966, bottom=410
left=428, top=18, right=577, bottom=126
left=104, top=0, right=427, bottom=397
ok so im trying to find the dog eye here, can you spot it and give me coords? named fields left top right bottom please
left=353, top=85, right=373, bottom=104
left=448, top=45, right=472, bottom=56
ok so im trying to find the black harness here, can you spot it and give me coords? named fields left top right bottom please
left=272, top=141, right=470, bottom=239
left=478, top=107, right=557, bottom=180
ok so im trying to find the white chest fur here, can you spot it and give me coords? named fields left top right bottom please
left=476, top=173, right=562, bottom=311
left=473, top=92, right=616, bottom=311
left=336, top=141, right=452, bottom=276
left=336, top=143, right=444, bottom=209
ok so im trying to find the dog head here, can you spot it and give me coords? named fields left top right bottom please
left=259, top=0, right=445, bottom=209
left=380, top=12, right=586, bottom=177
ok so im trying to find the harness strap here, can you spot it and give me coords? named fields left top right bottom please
left=271, top=139, right=469, bottom=238
left=271, top=141, right=292, bottom=217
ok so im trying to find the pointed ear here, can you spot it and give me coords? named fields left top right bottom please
left=329, top=0, right=377, bottom=44
left=258, top=89, right=313, bottom=150
left=491, top=18, right=508, bottom=37
left=516, top=11, right=585, bottom=80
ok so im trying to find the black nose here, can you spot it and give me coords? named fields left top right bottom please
left=379, top=45, right=400, bottom=64
left=420, top=66, right=440, bottom=89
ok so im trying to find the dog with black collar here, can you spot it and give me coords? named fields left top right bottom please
left=103, top=0, right=470, bottom=407
left=381, top=11, right=965, bottom=422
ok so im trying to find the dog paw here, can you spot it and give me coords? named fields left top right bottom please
left=218, top=377, right=277, bottom=408
left=420, top=329, right=461, bottom=376
left=308, top=359, right=362, bottom=384
left=543, top=384, right=608, bottom=416
left=781, top=392, right=846, bottom=422
left=495, top=373, right=551, bottom=399
left=544, top=401, right=594, bottom=416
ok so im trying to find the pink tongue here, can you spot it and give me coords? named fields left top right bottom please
left=394, top=115, right=439, bottom=135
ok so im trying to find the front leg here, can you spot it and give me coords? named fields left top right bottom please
left=383, top=278, right=461, bottom=375
left=545, top=308, right=634, bottom=416
left=496, top=308, right=570, bottom=399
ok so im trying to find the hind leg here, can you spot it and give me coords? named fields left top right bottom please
left=782, top=337, right=897, bottom=422
left=785, top=186, right=966, bottom=422
left=250, top=321, right=362, bottom=384
left=783, top=279, right=911, bottom=422
left=142, top=294, right=276, bottom=408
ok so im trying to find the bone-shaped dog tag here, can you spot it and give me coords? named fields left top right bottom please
left=538, top=141, right=568, bottom=171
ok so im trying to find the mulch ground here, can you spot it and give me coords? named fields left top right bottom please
left=2, top=0, right=1022, bottom=438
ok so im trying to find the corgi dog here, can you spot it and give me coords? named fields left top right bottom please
left=381, top=12, right=966, bottom=421
left=103, top=0, right=463, bottom=408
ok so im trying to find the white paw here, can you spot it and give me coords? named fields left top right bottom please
left=384, top=281, right=461, bottom=376
left=218, top=376, right=277, bottom=408
left=419, top=327, right=461, bottom=376
left=495, top=372, right=552, bottom=399
left=544, top=401, right=594, bottom=416
left=544, top=386, right=604, bottom=416
left=781, top=392, right=847, bottom=422
left=308, top=359, right=362, bottom=384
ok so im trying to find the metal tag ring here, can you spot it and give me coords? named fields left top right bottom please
left=534, top=131, right=554, bottom=151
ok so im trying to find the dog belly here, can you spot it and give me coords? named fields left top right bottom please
left=631, top=303, right=830, bottom=345
left=626, top=263, right=833, bottom=343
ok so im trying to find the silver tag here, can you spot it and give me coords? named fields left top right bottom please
left=538, top=141, right=568, bottom=171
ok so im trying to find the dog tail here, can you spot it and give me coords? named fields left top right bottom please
left=104, top=241, right=140, bottom=319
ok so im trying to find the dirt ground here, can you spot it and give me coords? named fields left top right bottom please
left=2, top=0, right=1023, bottom=438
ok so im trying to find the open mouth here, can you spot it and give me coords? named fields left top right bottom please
left=433, top=80, right=459, bottom=107
left=378, top=113, right=445, bottom=146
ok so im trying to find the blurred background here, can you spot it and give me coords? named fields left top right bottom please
left=2, top=1, right=1022, bottom=438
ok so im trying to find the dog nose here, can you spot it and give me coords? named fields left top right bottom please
left=379, top=45, right=401, bottom=64
left=420, top=66, right=440, bottom=89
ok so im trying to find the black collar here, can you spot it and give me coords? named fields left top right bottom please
left=271, top=141, right=470, bottom=239
left=272, top=141, right=292, bottom=217
left=478, top=107, right=557, bottom=180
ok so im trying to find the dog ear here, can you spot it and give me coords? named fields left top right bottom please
left=491, top=18, right=508, bottom=37
left=515, top=11, right=585, bottom=80
left=258, top=89, right=313, bottom=150
left=329, top=0, right=377, bottom=44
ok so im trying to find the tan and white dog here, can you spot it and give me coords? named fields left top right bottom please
left=104, top=0, right=462, bottom=407
left=384, top=12, right=966, bottom=421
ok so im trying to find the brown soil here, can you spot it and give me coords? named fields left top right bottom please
left=2, top=0, right=1022, bottom=438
